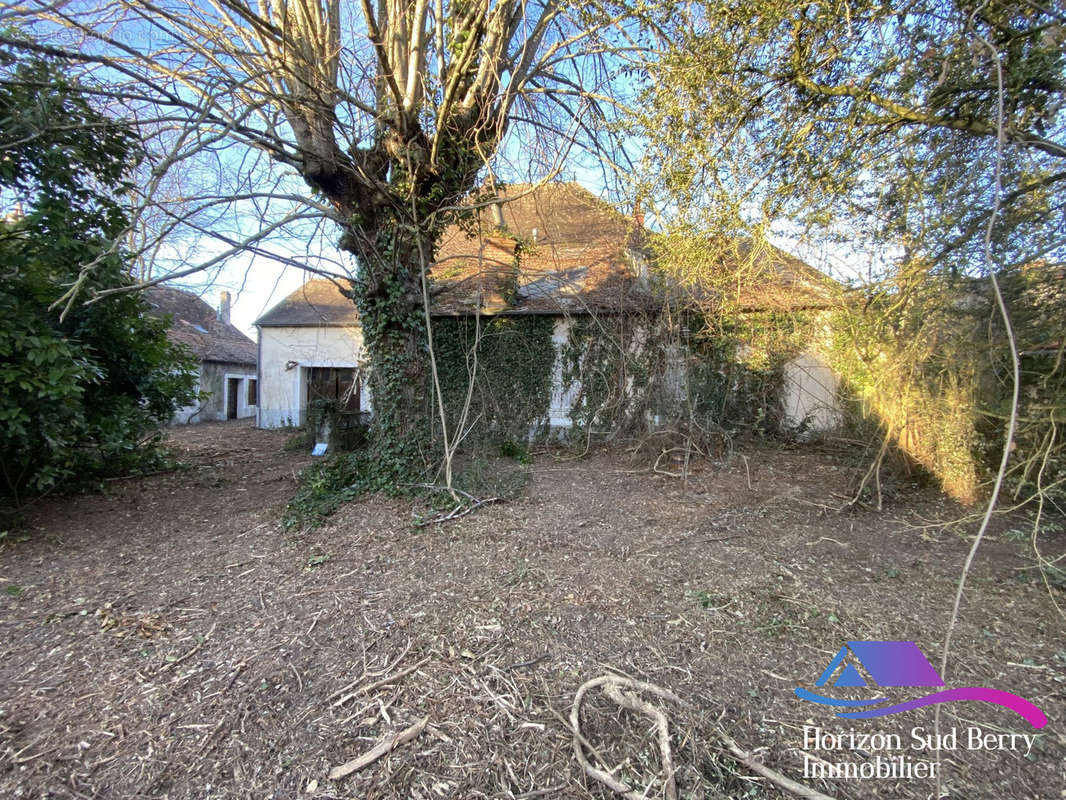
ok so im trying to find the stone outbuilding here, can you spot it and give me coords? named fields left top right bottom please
left=144, top=286, right=258, bottom=423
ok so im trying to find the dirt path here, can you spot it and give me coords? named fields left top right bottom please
left=1, top=422, right=1062, bottom=799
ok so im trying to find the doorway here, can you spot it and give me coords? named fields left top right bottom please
left=307, top=367, right=360, bottom=413
left=226, top=377, right=240, bottom=419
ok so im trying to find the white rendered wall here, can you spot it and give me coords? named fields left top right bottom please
left=222, top=370, right=258, bottom=421
left=781, top=350, right=842, bottom=434
left=547, top=318, right=578, bottom=429
left=171, top=364, right=256, bottom=423
left=257, top=325, right=368, bottom=428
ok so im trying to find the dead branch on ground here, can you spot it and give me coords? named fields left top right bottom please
left=330, top=655, right=432, bottom=708
left=328, top=715, right=429, bottom=780
left=716, top=728, right=836, bottom=800
left=569, top=673, right=836, bottom=800
left=569, top=674, right=681, bottom=800
left=416, top=496, right=499, bottom=527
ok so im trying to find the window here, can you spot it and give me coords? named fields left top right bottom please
left=247, top=378, right=257, bottom=406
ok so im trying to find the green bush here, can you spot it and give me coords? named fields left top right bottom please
left=0, top=54, right=197, bottom=504
left=283, top=450, right=418, bottom=530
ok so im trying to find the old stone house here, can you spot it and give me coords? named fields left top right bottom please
left=144, top=286, right=258, bottom=423
left=254, top=182, right=841, bottom=438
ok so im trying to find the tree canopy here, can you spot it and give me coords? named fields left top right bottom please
left=3, top=0, right=638, bottom=466
left=633, top=0, right=1065, bottom=278
left=624, top=0, right=1065, bottom=511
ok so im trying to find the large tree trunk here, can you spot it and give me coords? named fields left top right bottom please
left=327, top=119, right=489, bottom=472
left=342, top=215, right=440, bottom=471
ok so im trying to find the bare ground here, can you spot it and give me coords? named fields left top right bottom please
left=1, top=420, right=1063, bottom=800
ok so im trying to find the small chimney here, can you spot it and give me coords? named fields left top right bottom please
left=531, top=227, right=539, bottom=245
left=218, top=290, right=231, bottom=324
left=491, top=201, right=505, bottom=230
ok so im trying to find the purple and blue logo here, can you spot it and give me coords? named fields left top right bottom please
left=794, top=641, right=1047, bottom=728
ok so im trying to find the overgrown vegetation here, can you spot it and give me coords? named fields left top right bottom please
left=0, top=55, right=197, bottom=506
left=630, top=0, right=1064, bottom=508
left=284, top=314, right=553, bottom=529
left=825, top=265, right=1065, bottom=505
left=686, top=311, right=819, bottom=439
left=988, top=268, right=1065, bottom=505
left=555, top=306, right=805, bottom=447
left=283, top=450, right=414, bottom=531
left=432, top=315, right=556, bottom=444
left=562, top=314, right=665, bottom=435
left=642, top=230, right=845, bottom=448
left=283, top=448, right=532, bottom=531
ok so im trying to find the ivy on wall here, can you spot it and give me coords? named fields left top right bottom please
left=554, top=307, right=831, bottom=442
left=684, top=310, right=818, bottom=437
left=431, top=315, right=557, bottom=444
left=561, top=314, right=668, bottom=434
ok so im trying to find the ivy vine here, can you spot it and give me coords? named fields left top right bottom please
left=432, top=315, right=556, bottom=444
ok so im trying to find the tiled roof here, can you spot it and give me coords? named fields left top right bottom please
left=143, top=286, right=257, bottom=366
left=255, top=182, right=839, bottom=326
left=254, top=278, right=360, bottom=327
left=432, top=182, right=654, bottom=314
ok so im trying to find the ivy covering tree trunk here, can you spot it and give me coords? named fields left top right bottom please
left=345, top=220, right=439, bottom=463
